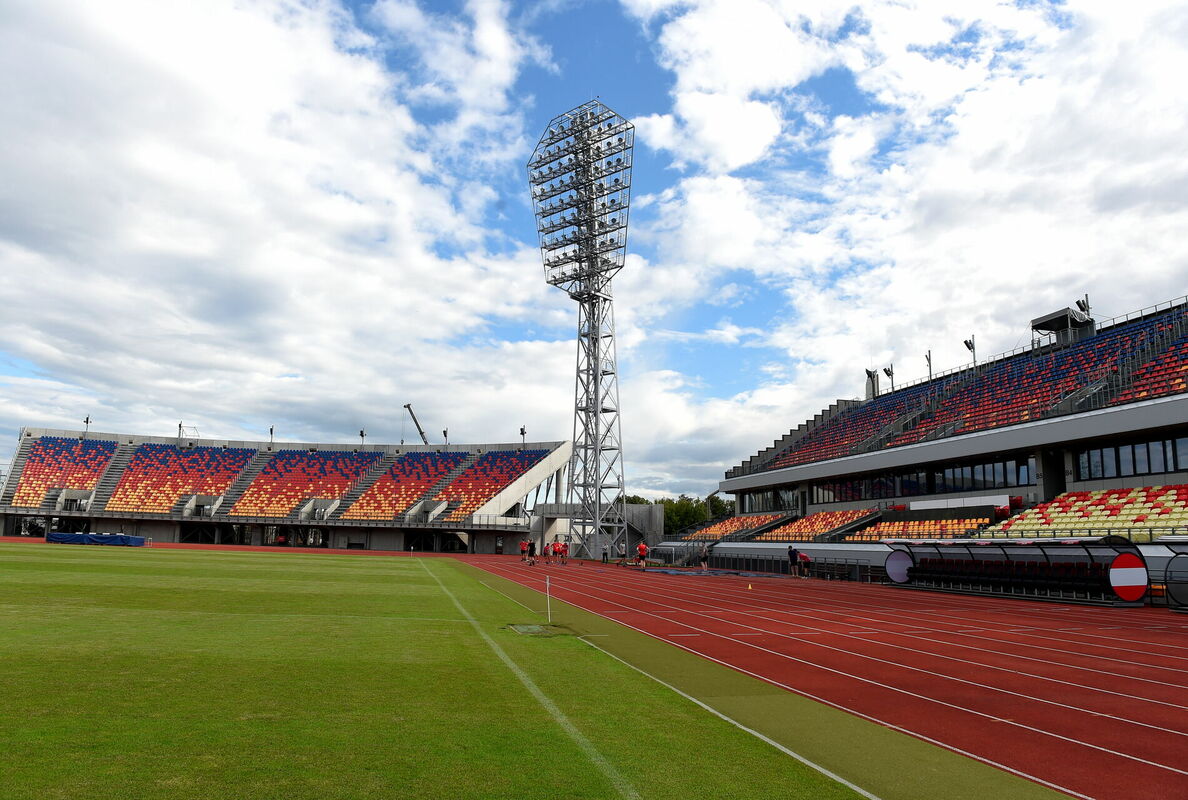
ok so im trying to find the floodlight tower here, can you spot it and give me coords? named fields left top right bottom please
left=528, top=100, right=634, bottom=557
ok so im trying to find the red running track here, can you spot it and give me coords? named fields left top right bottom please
left=466, top=557, right=1188, bottom=800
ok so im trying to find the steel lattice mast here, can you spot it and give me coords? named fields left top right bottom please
left=528, top=100, right=633, bottom=557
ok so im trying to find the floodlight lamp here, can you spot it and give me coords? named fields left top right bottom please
left=1075, top=299, right=1090, bottom=313
left=963, top=338, right=975, bottom=353
left=883, top=367, right=894, bottom=379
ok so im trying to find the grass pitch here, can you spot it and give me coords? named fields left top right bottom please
left=0, top=544, right=862, bottom=800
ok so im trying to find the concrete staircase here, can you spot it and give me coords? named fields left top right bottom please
left=91, top=443, right=136, bottom=511
left=40, top=488, right=63, bottom=512
left=0, top=437, right=34, bottom=505
left=329, top=452, right=400, bottom=520
left=726, top=399, right=860, bottom=478
left=1074, top=309, right=1188, bottom=412
left=404, top=453, right=478, bottom=522
left=214, top=450, right=274, bottom=515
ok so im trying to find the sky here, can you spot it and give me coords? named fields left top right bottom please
left=1, top=0, right=1186, bottom=498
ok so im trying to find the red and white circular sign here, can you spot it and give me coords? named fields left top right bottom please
left=1108, top=552, right=1149, bottom=602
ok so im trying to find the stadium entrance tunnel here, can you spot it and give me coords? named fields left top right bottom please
left=888, top=537, right=1150, bottom=606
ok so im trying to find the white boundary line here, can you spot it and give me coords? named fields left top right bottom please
left=478, top=580, right=544, bottom=615
left=420, top=561, right=639, bottom=800
left=480, top=562, right=1188, bottom=781
left=578, top=635, right=883, bottom=800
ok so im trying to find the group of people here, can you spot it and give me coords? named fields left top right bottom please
left=787, top=545, right=812, bottom=579
left=518, top=538, right=569, bottom=566
left=516, top=537, right=658, bottom=570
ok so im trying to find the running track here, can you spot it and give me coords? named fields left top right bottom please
left=467, top=557, right=1188, bottom=800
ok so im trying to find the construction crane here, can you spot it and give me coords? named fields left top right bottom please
left=403, top=404, right=430, bottom=445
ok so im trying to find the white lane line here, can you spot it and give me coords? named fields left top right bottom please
left=573, top=604, right=1093, bottom=800
left=522, top=568, right=1188, bottom=765
left=422, top=561, right=639, bottom=800
left=669, top=633, right=700, bottom=637
left=478, top=580, right=544, bottom=615
left=577, top=637, right=883, bottom=800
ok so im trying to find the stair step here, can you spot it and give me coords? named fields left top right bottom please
left=1, top=437, right=34, bottom=505
left=216, top=451, right=275, bottom=515
left=403, top=452, right=477, bottom=522
left=329, top=452, right=401, bottom=519
left=92, top=444, right=137, bottom=511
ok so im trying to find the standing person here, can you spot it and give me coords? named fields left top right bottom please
left=601, top=542, right=609, bottom=565
left=787, top=545, right=799, bottom=578
left=617, top=541, right=626, bottom=565
left=699, top=543, right=710, bottom=571
left=520, top=538, right=528, bottom=562
left=798, top=550, right=812, bottom=579
left=636, top=540, right=649, bottom=570
left=561, top=541, right=569, bottom=565
left=527, top=539, right=536, bottom=566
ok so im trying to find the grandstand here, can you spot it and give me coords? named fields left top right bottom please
left=0, top=428, right=569, bottom=553
left=719, top=296, right=1188, bottom=545
left=678, top=512, right=786, bottom=540
left=753, top=508, right=877, bottom=542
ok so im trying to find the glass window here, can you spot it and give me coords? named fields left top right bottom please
left=972, top=464, right=984, bottom=489
left=1005, top=459, right=1017, bottom=487
left=993, top=461, right=1005, bottom=488
left=1078, top=451, right=1089, bottom=481
left=1134, top=443, right=1148, bottom=474
left=961, top=466, right=973, bottom=490
left=1150, top=441, right=1166, bottom=473
left=1018, top=458, right=1030, bottom=486
left=1118, top=444, right=1134, bottom=477
left=1102, top=448, right=1117, bottom=479
left=1089, top=449, right=1103, bottom=479
left=1176, top=438, right=1188, bottom=472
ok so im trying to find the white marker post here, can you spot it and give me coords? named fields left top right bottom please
left=546, top=575, right=552, bottom=624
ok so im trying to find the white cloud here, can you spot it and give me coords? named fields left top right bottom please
left=3, top=0, right=1188, bottom=502
left=612, top=0, right=1188, bottom=493
left=0, top=0, right=571, bottom=463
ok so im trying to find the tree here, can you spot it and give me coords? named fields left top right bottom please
left=708, top=494, right=734, bottom=518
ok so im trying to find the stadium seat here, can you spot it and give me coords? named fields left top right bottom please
left=682, top=513, right=785, bottom=541
left=754, top=509, right=876, bottom=541
left=842, top=518, right=990, bottom=541
left=230, top=450, right=383, bottom=517
left=11, top=436, right=118, bottom=507
left=433, top=450, right=549, bottom=522
left=341, top=451, right=469, bottom=520
left=986, top=485, right=1188, bottom=537
left=106, top=444, right=254, bottom=513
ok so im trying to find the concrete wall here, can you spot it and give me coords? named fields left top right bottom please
left=369, top=531, right=404, bottom=552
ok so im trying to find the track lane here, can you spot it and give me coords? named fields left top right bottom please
left=468, top=558, right=1188, bottom=800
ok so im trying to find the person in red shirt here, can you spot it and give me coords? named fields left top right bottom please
left=560, top=541, right=569, bottom=565
left=636, top=541, right=649, bottom=569
left=519, top=539, right=528, bottom=562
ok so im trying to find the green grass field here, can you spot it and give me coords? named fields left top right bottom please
left=0, top=544, right=864, bottom=800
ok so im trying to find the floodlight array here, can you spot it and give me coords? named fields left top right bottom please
left=529, top=100, right=634, bottom=295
